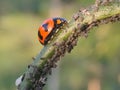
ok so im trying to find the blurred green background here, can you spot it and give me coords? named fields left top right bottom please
left=0, top=0, right=120, bottom=90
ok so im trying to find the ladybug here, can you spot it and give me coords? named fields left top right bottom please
left=38, top=17, right=67, bottom=45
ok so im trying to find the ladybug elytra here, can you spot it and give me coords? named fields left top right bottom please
left=38, top=17, right=67, bottom=45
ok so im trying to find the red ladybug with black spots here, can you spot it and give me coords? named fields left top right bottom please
left=38, top=17, right=67, bottom=45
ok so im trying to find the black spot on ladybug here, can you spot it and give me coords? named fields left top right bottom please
left=38, top=30, right=43, bottom=40
left=42, top=23, right=48, bottom=32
